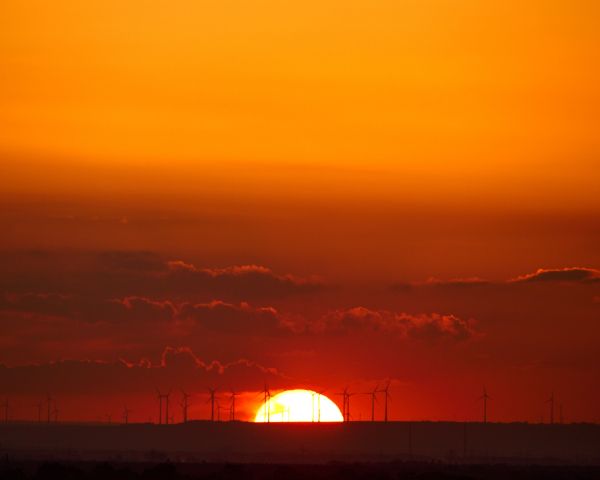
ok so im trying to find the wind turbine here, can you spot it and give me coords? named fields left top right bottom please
left=122, top=406, right=132, bottom=425
left=262, top=384, right=271, bottom=423
left=480, top=387, right=491, bottom=423
left=336, top=387, right=358, bottom=422
left=546, top=392, right=555, bottom=425
left=381, top=381, right=392, bottom=422
left=316, top=389, right=328, bottom=422
left=2, top=398, right=9, bottom=423
left=52, top=401, right=59, bottom=423
left=180, top=390, right=191, bottom=423
left=217, top=401, right=228, bottom=422
left=35, top=401, right=43, bottom=423
left=207, top=388, right=217, bottom=422
left=156, top=389, right=171, bottom=425
left=335, top=388, right=349, bottom=421
left=165, top=391, right=171, bottom=425
left=345, top=390, right=358, bottom=422
left=229, top=391, right=238, bottom=421
left=46, top=394, right=54, bottom=424
left=363, top=384, right=380, bottom=422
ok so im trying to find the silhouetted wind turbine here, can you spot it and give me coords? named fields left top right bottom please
left=337, top=387, right=359, bottom=422
left=165, top=391, right=171, bottom=425
left=315, top=389, right=327, bottom=422
left=480, top=387, right=491, bottom=423
left=35, top=401, right=43, bottom=423
left=122, top=406, right=132, bottom=425
left=334, top=388, right=348, bottom=421
left=230, top=391, right=238, bottom=421
left=547, top=392, right=555, bottom=425
left=2, top=398, right=9, bottom=423
left=381, top=381, right=392, bottom=422
left=207, top=388, right=217, bottom=422
left=364, top=384, right=380, bottom=422
left=46, top=394, right=53, bottom=424
left=217, top=401, right=228, bottom=422
left=180, top=390, right=191, bottom=423
left=156, top=389, right=163, bottom=424
left=263, top=384, right=271, bottom=423
left=156, top=389, right=171, bottom=425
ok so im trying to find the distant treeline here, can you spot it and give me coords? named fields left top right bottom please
left=2, top=461, right=600, bottom=480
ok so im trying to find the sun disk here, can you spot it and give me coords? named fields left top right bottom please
left=254, top=389, right=343, bottom=422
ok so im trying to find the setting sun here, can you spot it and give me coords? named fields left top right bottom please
left=254, top=389, right=344, bottom=423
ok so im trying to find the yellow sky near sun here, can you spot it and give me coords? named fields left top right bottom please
left=1, top=0, right=599, bottom=210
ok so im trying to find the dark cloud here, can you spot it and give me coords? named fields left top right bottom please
left=0, top=346, right=285, bottom=396
left=163, top=260, right=324, bottom=299
left=420, top=277, right=490, bottom=287
left=0, top=292, right=74, bottom=318
left=392, top=277, right=491, bottom=290
left=314, top=307, right=478, bottom=341
left=1, top=292, right=477, bottom=342
left=0, top=250, right=324, bottom=301
left=0, top=293, right=176, bottom=324
left=115, top=296, right=177, bottom=323
left=510, top=267, right=600, bottom=284
left=96, top=250, right=165, bottom=272
left=391, top=267, right=600, bottom=291
left=178, top=301, right=284, bottom=334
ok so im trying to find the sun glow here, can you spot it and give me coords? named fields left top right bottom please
left=254, top=389, right=344, bottom=423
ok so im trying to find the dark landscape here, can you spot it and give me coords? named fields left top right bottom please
left=1, top=422, right=599, bottom=464
left=3, top=460, right=600, bottom=480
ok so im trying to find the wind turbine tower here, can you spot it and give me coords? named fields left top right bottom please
left=480, top=387, right=491, bottom=424
left=369, top=384, right=380, bottom=422
left=230, top=391, right=238, bottom=421
left=208, top=388, right=217, bottom=422
left=36, top=401, right=43, bottom=423
left=46, top=394, right=53, bottom=424
left=263, top=384, right=271, bottom=423
left=165, top=391, right=170, bottom=425
left=345, top=390, right=356, bottom=422
left=335, top=388, right=348, bottom=421
left=181, top=390, right=191, bottom=423
left=316, top=390, right=327, bottom=422
left=382, top=381, right=392, bottom=422
left=156, top=389, right=171, bottom=425
left=2, top=398, right=8, bottom=423
left=122, top=406, right=132, bottom=425
left=547, top=392, right=555, bottom=425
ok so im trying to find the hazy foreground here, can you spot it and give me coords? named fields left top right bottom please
left=2, top=461, right=600, bottom=480
left=1, top=421, right=599, bottom=465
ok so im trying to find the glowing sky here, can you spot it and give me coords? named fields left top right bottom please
left=0, top=1, right=599, bottom=424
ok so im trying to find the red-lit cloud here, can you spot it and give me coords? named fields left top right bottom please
left=509, top=267, right=600, bottom=284
left=314, top=307, right=478, bottom=341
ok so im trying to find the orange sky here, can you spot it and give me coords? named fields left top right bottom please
left=2, top=0, right=599, bottom=208
left=1, top=1, right=599, bottom=424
